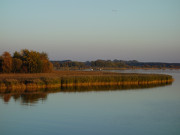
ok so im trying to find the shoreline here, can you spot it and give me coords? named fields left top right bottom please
left=0, top=71, right=173, bottom=93
left=56, top=67, right=180, bottom=70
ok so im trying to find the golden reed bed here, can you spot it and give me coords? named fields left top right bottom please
left=0, top=71, right=173, bottom=93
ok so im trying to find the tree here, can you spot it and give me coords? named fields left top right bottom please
left=0, top=49, right=53, bottom=73
left=12, top=58, right=22, bottom=73
left=13, top=51, right=21, bottom=59
left=0, top=56, right=3, bottom=72
left=40, top=52, right=53, bottom=72
left=20, top=49, right=41, bottom=73
left=2, top=52, right=12, bottom=73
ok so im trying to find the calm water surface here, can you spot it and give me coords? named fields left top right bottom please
left=0, top=70, right=180, bottom=135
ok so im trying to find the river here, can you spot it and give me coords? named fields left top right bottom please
left=0, top=69, right=180, bottom=135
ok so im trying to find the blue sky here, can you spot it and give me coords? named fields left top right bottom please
left=0, top=0, right=180, bottom=62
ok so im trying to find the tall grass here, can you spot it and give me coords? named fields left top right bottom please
left=0, top=71, right=173, bottom=93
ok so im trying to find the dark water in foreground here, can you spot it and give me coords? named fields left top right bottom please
left=0, top=70, right=180, bottom=135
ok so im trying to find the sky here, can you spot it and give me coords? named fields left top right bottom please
left=0, top=0, right=180, bottom=62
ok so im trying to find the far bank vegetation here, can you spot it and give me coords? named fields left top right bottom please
left=52, top=60, right=180, bottom=70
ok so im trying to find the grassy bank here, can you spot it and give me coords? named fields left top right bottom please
left=0, top=71, right=173, bottom=93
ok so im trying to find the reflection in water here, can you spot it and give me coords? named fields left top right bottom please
left=0, top=93, right=48, bottom=105
left=0, top=83, right=172, bottom=105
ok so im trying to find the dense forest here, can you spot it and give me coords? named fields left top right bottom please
left=0, top=49, right=53, bottom=73
left=52, top=59, right=180, bottom=70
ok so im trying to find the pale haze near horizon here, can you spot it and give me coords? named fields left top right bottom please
left=0, top=0, right=180, bottom=63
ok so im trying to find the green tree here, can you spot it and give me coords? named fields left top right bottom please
left=13, top=51, right=22, bottom=59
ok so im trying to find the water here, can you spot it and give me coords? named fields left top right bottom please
left=0, top=70, right=180, bottom=135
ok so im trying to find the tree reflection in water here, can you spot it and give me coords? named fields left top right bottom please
left=0, top=83, right=172, bottom=105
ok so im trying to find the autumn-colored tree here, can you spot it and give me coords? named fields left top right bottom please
left=0, top=56, right=3, bottom=72
left=2, top=52, right=12, bottom=73
left=27, top=51, right=41, bottom=73
left=19, top=49, right=53, bottom=73
left=42, top=61, right=53, bottom=72
left=21, top=50, right=42, bottom=73
left=12, top=58, right=22, bottom=73
left=0, top=49, right=53, bottom=73
left=40, top=52, right=53, bottom=72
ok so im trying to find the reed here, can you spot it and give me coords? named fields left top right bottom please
left=0, top=71, right=173, bottom=93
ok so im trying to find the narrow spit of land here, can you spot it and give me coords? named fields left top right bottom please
left=0, top=70, right=173, bottom=93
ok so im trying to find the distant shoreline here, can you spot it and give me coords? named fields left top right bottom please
left=55, top=67, right=180, bottom=71
left=51, top=60, right=180, bottom=70
left=0, top=70, right=173, bottom=93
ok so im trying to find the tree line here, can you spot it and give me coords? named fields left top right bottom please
left=52, top=59, right=180, bottom=69
left=52, top=60, right=130, bottom=69
left=0, top=49, right=53, bottom=73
